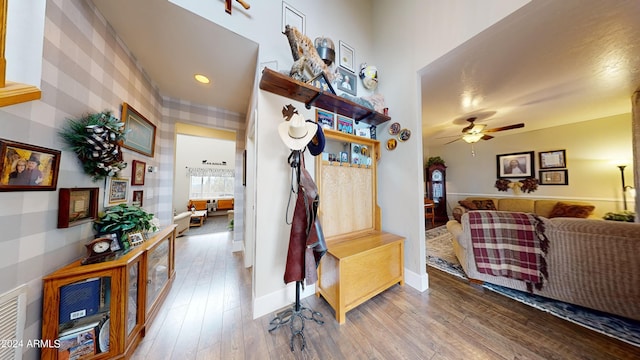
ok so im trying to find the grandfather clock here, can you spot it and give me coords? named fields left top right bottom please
left=426, top=163, right=448, bottom=222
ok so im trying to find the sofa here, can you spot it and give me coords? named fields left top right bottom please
left=451, top=196, right=598, bottom=222
left=446, top=208, right=640, bottom=321
left=173, top=211, right=191, bottom=236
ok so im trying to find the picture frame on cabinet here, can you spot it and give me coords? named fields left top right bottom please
left=105, top=177, right=129, bottom=207
left=0, top=138, right=61, bottom=191
left=121, top=102, right=156, bottom=157
left=337, top=67, right=357, bottom=96
left=337, top=115, right=354, bottom=134
left=131, top=160, right=146, bottom=185
left=127, top=231, right=145, bottom=247
left=58, top=187, right=99, bottom=228
left=316, top=109, right=335, bottom=129
left=539, top=169, right=568, bottom=185
left=308, top=72, right=336, bottom=94
left=282, top=2, right=305, bottom=34
left=539, top=149, right=566, bottom=169
left=339, top=40, right=355, bottom=72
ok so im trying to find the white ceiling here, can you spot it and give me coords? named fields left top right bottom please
left=91, top=0, right=258, bottom=115
left=90, top=0, right=640, bottom=145
left=422, top=0, right=640, bottom=146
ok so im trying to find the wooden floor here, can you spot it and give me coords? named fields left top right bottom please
left=132, top=230, right=640, bottom=360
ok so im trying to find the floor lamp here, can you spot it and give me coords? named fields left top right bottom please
left=617, top=165, right=635, bottom=210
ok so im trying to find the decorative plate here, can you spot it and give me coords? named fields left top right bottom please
left=389, top=122, right=401, bottom=135
left=386, top=139, right=397, bottom=151
left=99, top=318, right=110, bottom=352
left=398, top=128, right=411, bottom=142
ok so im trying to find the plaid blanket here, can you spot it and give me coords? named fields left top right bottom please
left=468, top=211, right=549, bottom=292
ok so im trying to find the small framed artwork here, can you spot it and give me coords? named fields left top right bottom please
left=497, top=151, right=535, bottom=178
left=132, top=190, right=143, bottom=207
left=100, top=233, right=121, bottom=252
left=356, top=127, right=371, bottom=138
left=339, top=40, right=355, bottom=72
left=127, top=232, right=145, bottom=247
left=539, top=149, right=566, bottom=169
left=121, top=102, right=156, bottom=157
left=337, top=115, right=354, bottom=134
left=540, top=169, right=568, bottom=185
left=337, top=67, right=357, bottom=96
left=282, top=2, right=305, bottom=34
left=105, top=177, right=129, bottom=207
left=131, top=160, right=146, bottom=185
left=308, top=72, right=336, bottom=94
left=58, top=188, right=99, bottom=228
left=0, top=138, right=61, bottom=191
left=340, top=152, right=349, bottom=163
left=316, top=109, right=335, bottom=129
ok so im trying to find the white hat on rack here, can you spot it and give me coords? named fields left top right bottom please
left=278, top=113, right=317, bottom=150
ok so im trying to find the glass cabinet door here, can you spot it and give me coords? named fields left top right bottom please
left=146, top=238, right=169, bottom=310
left=127, top=262, right=139, bottom=336
left=57, top=276, right=111, bottom=358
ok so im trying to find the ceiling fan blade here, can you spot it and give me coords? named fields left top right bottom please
left=445, top=137, right=461, bottom=145
left=483, top=123, right=524, bottom=133
left=461, top=117, right=477, bottom=133
left=481, top=134, right=494, bottom=140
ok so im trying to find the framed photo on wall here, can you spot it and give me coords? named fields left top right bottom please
left=337, top=115, right=354, bottom=135
left=540, top=169, right=568, bottom=185
left=0, top=138, right=61, bottom=191
left=282, top=2, right=305, bottom=34
left=496, top=151, right=535, bottom=178
left=339, top=40, right=355, bottom=72
left=105, top=177, right=129, bottom=207
left=132, top=190, right=143, bottom=207
left=337, top=67, right=357, bottom=96
left=131, top=160, right=146, bottom=185
left=121, top=102, right=156, bottom=157
left=58, top=187, right=99, bottom=228
left=539, top=149, right=566, bottom=169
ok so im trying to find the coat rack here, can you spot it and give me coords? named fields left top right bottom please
left=268, top=150, right=324, bottom=351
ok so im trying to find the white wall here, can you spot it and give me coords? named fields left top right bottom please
left=429, top=114, right=635, bottom=217
left=174, top=134, right=236, bottom=212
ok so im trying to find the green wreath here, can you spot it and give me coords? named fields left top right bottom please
left=59, top=111, right=128, bottom=181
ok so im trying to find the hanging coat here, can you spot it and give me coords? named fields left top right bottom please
left=284, top=155, right=327, bottom=285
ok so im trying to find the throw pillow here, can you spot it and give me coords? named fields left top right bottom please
left=472, top=199, right=497, bottom=210
left=458, top=200, right=478, bottom=210
left=548, top=202, right=595, bottom=218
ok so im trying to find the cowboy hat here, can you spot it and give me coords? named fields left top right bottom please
left=278, top=113, right=317, bottom=150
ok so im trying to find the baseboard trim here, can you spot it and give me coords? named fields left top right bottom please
left=253, top=283, right=316, bottom=320
left=404, top=267, right=429, bottom=292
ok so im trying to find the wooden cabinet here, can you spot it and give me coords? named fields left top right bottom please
left=315, top=129, right=404, bottom=324
left=41, top=225, right=176, bottom=360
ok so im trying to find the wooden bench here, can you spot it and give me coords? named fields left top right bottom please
left=317, top=230, right=404, bottom=324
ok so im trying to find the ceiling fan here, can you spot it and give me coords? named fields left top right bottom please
left=446, top=117, right=525, bottom=144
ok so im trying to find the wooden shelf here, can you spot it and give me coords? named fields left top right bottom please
left=259, top=68, right=391, bottom=127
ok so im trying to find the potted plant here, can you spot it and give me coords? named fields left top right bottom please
left=426, top=156, right=445, bottom=168
left=93, top=203, right=159, bottom=241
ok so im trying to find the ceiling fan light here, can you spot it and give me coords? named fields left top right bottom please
left=462, top=133, right=483, bottom=143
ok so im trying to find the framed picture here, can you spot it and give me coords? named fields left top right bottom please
left=340, top=151, right=349, bottom=163
left=339, top=40, right=355, bottom=72
left=356, top=127, right=371, bottom=138
left=105, top=177, right=129, bottom=207
left=540, top=169, right=568, bottom=185
left=100, top=233, right=121, bottom=252
left=127, top=232, right=145, bottom=247
left=496, top=151, right=535, bottom=178
left=58, top=188, right=99, bottom=228
left=121, top=102, right=156, bottom=157
left=316, top=109, right=335, bottom=130
left=282, top=2, right=305, bottom=34
left=132, top=190, right=143, bottom=207
left=539, top=149, right=566, bottom=169
left=308, top=72, right=336, bottom=94
left=337, top=67, right=357, bottom=96
left=337, top=115, right=354, bottom=134
left=131, top=160, right=146, bottom=185
left=0, top=138, right=61, bottom=191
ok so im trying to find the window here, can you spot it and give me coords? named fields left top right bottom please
left=189, top=175, right=235, bottom=198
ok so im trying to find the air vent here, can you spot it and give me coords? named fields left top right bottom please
left=0, top=285, right=27, bottom=360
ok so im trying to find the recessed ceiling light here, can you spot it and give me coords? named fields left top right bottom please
left=194, top=74, right=210, bottom=84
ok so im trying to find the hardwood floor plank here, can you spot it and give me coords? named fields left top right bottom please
left=132, top=231, right=640, bottom=359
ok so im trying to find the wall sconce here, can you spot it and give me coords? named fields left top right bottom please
left=617, top=165, right=635, bottom=210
